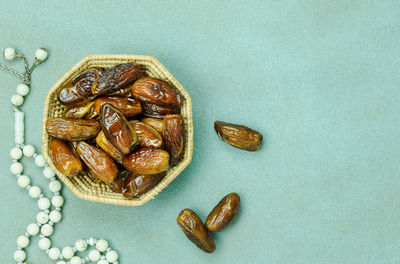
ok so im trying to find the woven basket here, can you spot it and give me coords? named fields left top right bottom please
left=42, top=54, right=193, bottom=206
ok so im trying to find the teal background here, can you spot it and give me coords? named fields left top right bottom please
left=1, top=0, right=400, bottom=263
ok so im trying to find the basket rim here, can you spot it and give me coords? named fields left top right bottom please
left=42, top=54, right=193, bottom=206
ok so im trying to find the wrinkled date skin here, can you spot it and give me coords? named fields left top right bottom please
left=141, top=101, right=179, bottom=118
left=64, top=101, right=95, bottom=119
left=205, top=193, right=241, bottom=232
left=46, top=118, right=100, bottom=141
left=177, top=209, right=216, bottom=253
left=76, top=141, right=118, bottom=184
left=122, top=173, right=165, bottom=198
left=108, top=170, right=131, bottom=193
left=122, top=147, right=169, bottom=174
left=94, top=97, right=141, bottom=118
left=163, top=114, right=185, bottom=164
left=140, top=117, right=163, bottom=134
left=129, top=121, right=163, bottom=148
left=99, top=103, right=138, bottom=155
left=93, top=63, right=141, bottom=95
left=131, top=77, right=182, bottom=108
left=72, top=68, right=102, bottom=98
left=95, top=131, right=123, bottom=163
left=50, top=138, right=82, bottom=176
left=58, top=86, right=85, bottom=106
left=214, top=121, right=263, bottom=151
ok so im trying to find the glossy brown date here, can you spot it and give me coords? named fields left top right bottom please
left=205, top=193, right=240, bottom=232
left=58, top=86, right=85, bottom=105
left=72, top=68, right=102, bottom=98
left=108, top=170, right=131, bottom=193
left=94, top=97, right=141, bottom=118
left=46, top=118, right=100, bottom=141
left=122, top=147, right=169, bottom=174
left=50, top=138, right=82, bottom=176
left=95, top=131, right=123, bottom=163
left=64, top=101, right=95, bottom=119
left=122, top=173, right=164, bottom=198
left=99, top=103, right=138, bottom=155
left=141, top=101, right=179, bottom=118
left=76, top=141, right=118, bottom=184
left=93, top=63, right=141, bottom=95
left=163, top=114, right=185, bottom=164
left=140, top=117, right=163, bottom=134
left=214, top=121, right=263, bottom=151
left=177, top=209, right=216, bottom=253
left=129, top=121, right=163, bottom=148
left=131, top=77, right=182, bottom=108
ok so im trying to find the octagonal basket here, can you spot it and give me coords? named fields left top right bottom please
left=42, top=54, right=193, bottom=206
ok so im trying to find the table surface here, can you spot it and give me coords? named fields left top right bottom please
left=1, top=1, right=400, bottom=263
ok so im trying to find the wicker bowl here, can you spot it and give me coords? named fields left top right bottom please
left=42, top=54, right=193, bottom=206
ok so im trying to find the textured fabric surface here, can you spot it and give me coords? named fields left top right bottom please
left=1, top=1, right=400, bottom=263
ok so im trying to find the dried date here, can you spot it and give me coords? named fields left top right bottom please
left=163, top=114, right=185, bottom=164
left=205, top=193, right=240, bottom=232
left=122, top=147, right=169, bottom=174
left=64, top=101, right=95, bottom=119
left=140, top=117, right=163, bottom=134
left=46, top=118, right=100, bottom=141
left=129, top=120, right=163, bottom=148
left=214, top=121, right=262, bottom=151
left=94, top=97, right=141, bottom=118
left=141, top=101, right=179, bottom=118
left=95, top=131, right=123, bottom=163
left=50, top=138, right=82, bottom=176
left=122, top=173, right=165, bottom=198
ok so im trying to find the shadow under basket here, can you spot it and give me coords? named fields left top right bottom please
left=42, top=54, right=193, bottom=206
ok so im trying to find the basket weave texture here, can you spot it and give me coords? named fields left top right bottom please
left=42, top=54, right=193, bottom=206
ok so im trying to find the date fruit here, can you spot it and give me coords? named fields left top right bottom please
left=50, top=138, right=82, bottom=176
left=46, top=118, right=100, bottom=141
left=95, top=131, right=123, bottom=163
left=108, top=170, right=131, bottom=193
left=163, top=114, right=185, bottom=164
left=214, top=121, right=263, bottom=151
left=72, top=68, right=102, bottom=98
left=141, top=101, right=179, bottom=118
left=177, top=209, right=216, bottom=253
left=122, top=147, right=169, bottom=174
left=94, top=97, right=141, bottom=118
left=64, top=101, right=95, bottom=119
left=76, top=141, right=118, bottom=184
left=93, top=63, right=141, bottom=95
left=131, top=77, right=182, bottom=108
left=99, top=103, right=138, bottom=154
left=129, top=121, right=163, bottom=148
left=58, top=86, right=85, bottom=105
left=122, top=173, right=164, bottom=198
left=205, top=193, right=240, bottom=232
left=140, top=117, right=163, bottom=134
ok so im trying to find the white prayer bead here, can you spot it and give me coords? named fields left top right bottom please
left=62, top=246, right=74, bottom=259
left=43, top=166, right=55, bottom=179
left=16, top=83, right=30, bottom=96
left=70, top=256, right=82, bottom=264
left=36, top=211, right=49, bottom=224
left=17, top=235, right=29, bottom=248
left=10, top=147, right=22, bottom=160
left=98, top=260, right=109, bottom=264
left=49, top=180, right=61, bottom=192
left=75, top=239, right=88, bottom=252
left=49, top=210, right=62, bottom=223
left=35, top=48, right=48, bottom=61
left=29, top=186, right=41, bottom=198
left=88, top=249, right=100, bottom=262
left=27, top=223, right=39, bottom=236
left=17, top=175, right=30, bottom=188
left=10, top=162, right=23, bottom=174
left=35, top=154, right=46, bottom=167
left=96, top=239, right=108, bottom=252
left=14, top=111, right=24, bottom=144
left=38, top=237, right=51, bottom=250
left=11, top=94, right=24, bottom=106
left=38, top=197, right=50, bottom=210
left=4, top=47, right=16, bottom=60
left=52, top=195, right=64, bottom=207
left=41, top=224, right=53, bottom=236
left=23, top=144, right=35, bottom=157
left=13, top=249, right=26, bottom=262
left=48, top=247, right=61, bottom=260
left=106, top=250, right=118, bottom=262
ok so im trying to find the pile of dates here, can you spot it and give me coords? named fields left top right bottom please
left=46, top=62, right=185, bottom=199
